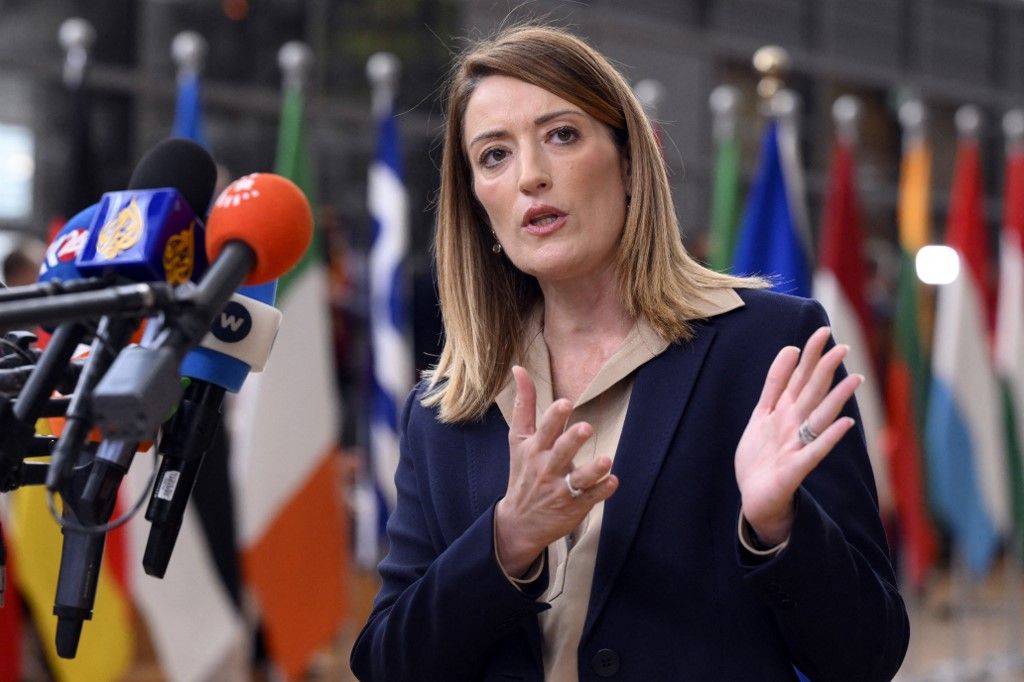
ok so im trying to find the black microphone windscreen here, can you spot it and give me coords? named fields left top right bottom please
left=127, top=138, right=217, bottom=216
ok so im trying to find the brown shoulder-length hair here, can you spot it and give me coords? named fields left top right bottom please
left=423, top=24, right=763, bottom=423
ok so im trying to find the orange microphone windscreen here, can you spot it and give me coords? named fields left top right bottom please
left=205, top=173, right=313, bottom=285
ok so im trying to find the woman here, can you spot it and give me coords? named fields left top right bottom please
left=351, top=25, right=908, bottom=681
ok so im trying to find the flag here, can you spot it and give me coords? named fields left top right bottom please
left=365, top=87, right=413, bottom=564
left=732, top=119, right=812, bottom=296
left=121, top=62, right=251, bottom=682
left=996, top=133, right=1024, bottom=554
left=230, top=82, right=347, bottom=681
left=925, top=132, right=1008, bottom=577
left=883, top=133, right=939, bottom=589
left=708, top=121, right=741, bottom=271
left=7, top=484, right=133, bottom=682
left=813, top=135, right=892, bottom=516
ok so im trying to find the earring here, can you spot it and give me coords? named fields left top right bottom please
left=491, top=230, right=502, bottom=254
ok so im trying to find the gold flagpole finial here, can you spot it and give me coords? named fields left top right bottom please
left=752, top=45, right=790, bottom=103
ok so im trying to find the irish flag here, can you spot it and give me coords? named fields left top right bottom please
left=813, top=131, right=892, bottom=516
left=925, top=118, right=1008, bottom=577
left=229, top=77, right=348, bottom=680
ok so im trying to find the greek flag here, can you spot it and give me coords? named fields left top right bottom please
left=363, top=96, right=412, bottom=566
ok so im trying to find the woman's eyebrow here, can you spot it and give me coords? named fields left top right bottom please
left=534, top=108, right=584, bottom=126
left=467, top=109, right=586, bottom=149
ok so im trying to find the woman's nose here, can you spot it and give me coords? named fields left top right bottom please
left=517, top=147, right=551, bottom=194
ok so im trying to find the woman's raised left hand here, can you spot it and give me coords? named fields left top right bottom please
left=734, top=327, right=863, bottom=547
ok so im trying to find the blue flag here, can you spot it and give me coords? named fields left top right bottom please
left=173, top=72, right=207, bottom=148
left=364, top=99, right=412, bottom=564
left=732, top=122, right=811, bottom=296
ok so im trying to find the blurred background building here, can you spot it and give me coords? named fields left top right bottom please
left=1, top=0, right=1024, bottom=680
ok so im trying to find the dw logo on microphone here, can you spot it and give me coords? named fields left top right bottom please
left=212, top=300, right=252, bottom=343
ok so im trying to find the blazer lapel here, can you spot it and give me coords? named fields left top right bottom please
left=583, top=323, right=717, bottom=639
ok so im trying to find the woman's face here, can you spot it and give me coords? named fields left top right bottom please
left=463, top=75, right=629, bottom=289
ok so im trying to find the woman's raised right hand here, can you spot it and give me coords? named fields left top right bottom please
left=493, top=366, right=619, bottom=578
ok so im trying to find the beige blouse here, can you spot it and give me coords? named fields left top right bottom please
left=494, top=287, right=745, bottom=680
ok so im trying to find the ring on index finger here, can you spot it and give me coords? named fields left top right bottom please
left=797, top=419, right=820, bottom=446
left=564, top=472, right=584, bottom=499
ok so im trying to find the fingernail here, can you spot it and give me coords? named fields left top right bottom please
left=853, top=373, right=865, bottom=384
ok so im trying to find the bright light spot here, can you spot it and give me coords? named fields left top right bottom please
left=5, top=152, right=34, bottom=181
left=916, top=245, right=960, bottom=285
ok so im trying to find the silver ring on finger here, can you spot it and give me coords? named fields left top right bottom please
left=797, top=418, right=820, bottom=446
left=564, top=472, right=584, bottom=499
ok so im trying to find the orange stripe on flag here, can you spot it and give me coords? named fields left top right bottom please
left=242, top=451, right=348, bottom=680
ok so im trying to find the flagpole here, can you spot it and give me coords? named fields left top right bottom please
left=171, top=31, right=208, bottom=146
left=368, top=52, right=400, bottom=119
left=897, top=96, right=934, bottom=439
left=832, top=95, right=860, bottom=147
left=753, top=52, right=813, bottom=682
left=999, top=107, right=1024, bottom=679
left=59, top=18, right=95, bottom=90
left=359, top=51, right=402, bottom=571
left=279, top=41, right=313, bottom=94
left=708, top=85, right=741, bottom=271
left=890, top=99, right=929, bottom=672
left=633, top=79, right=664, bottom=121
left=362, top=51, right=411, bottom=571
left=172, top=30, right=206, bottom=86
left=753, top=45, right=813, bottom=262
left=58, top=18, right=99, bottom=221
left=949, top=103, right=983, bottom=682
left=709, top=85, right=739, bottom=144
left=900, top=98, right=927, bottom=149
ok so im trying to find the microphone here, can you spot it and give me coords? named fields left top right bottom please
left=0, top=205, right=105, bottom=307
left=143, top=282, right=281, bottom=577
left=91, top=172, right=312, bottom=443
left=45, top=138, right=217, bottom=492
left=44, top=139, right=217, bottom=659
left=74, top=138, right=216, bottom=285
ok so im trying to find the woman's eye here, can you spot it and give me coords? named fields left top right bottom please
left=551, top=126, right=579, bottom=144
left=479, top=148, right=507, bottom=168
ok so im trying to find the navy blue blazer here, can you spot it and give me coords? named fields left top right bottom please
left=351, top=289, right=909, bottom=681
